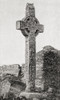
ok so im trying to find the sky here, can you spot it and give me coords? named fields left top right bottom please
left=0, top=0, right=60, bottom=66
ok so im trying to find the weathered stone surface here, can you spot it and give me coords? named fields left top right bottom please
left=0, top=65, right=25, bottom=98
left=16, top=3, right=44, bottom=92
left=25, top=33, right=36, bottom=92
left=1, top=79, right=11, bottom=98
left=20, top=92, right=48, bottom=100
left=36, top=46, right=60, bottom=100
left=0, top=74, right=26, bottom=98
left=36, top=46, right=58, bottom=89
left=0, top=64, right=20, bottom=77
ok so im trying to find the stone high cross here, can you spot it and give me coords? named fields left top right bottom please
left=16, top=3, right=44, bottom=92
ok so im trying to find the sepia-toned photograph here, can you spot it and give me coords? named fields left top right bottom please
left=0, top=0, right=60, bottom=100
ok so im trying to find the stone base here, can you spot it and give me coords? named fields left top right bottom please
left=19, top=92, right=48, bottom=100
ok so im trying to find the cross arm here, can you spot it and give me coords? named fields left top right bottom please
left=38, top=24, right=44, bottom=33
left=35, top=23, right=44, bottom=36
left=16, top=20, right=29, bottom=36
left=16, top=20, right=27, bottom=30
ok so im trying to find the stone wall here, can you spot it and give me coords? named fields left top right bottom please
left=22, top=45, right=60, bottom=92
left=0, top=64, right=25, bottom=98
left=0, top=64, right=20, bottom=77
